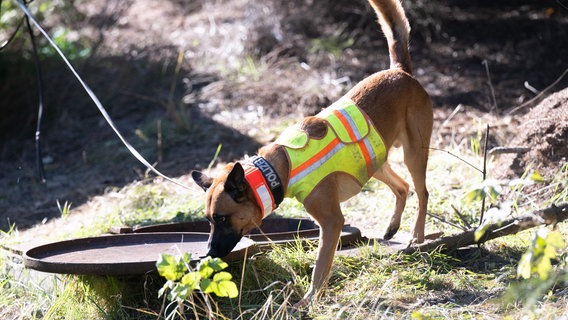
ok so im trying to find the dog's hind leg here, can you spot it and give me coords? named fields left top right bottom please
left=373, top=162, right=410, bottom=240
left=403, top=100, right=432, bottom=244
left=403, top=146, right=429, bottom=243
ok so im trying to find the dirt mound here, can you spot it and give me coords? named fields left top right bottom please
left=501, top=88, right=568, bottom=178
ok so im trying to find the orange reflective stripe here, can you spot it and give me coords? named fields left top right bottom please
left=358, top=139, right=374, bottom=177
left=280, top=97, right=388, bottom=203
left=332, top=110, right=374, bottom=178
left=332, top=110, right=358, bottom=141
left=290, top=138, right=341, bottom=179
left=244, top=166, right=275, bottom=217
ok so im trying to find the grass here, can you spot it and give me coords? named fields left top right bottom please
left=1, top=1, right=567, bottom=317
left=2, top=139, right=567, bottom=319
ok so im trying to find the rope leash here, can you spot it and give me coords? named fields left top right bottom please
left=13, top=0, right=194, bottom=191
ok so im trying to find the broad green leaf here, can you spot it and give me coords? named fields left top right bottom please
left=182, top=252, right=193, bottom=265
left=411, top=311, right=424, bottom=320
left=543, top=245, right=557, bottom=260
left=536, top=258, right=552, bottom=279
left=213, top=271, right=233, bottom=282
left=181, top=272, right=201, bottom=290
left=170, top=283, right=191, bottom=302
left=546, top=231, right=565, bottom=249
left=156, top=254, right=186, bottom=281
left=200, top=278, right=213, bottom=294
left=216, top=279, right=238, bottom=298
left=199, top=272, right=238, bottom=298
left=465, top=188, right=485, bottom=204
left=517, top=229, right=566, bottom=280
left=207, top=258, right=229, bottom=271
left=199, top=263, right=215, bottom=279
left=198, top=257, right=228, bottom=278
left=466, top=180, right=504, bottom=204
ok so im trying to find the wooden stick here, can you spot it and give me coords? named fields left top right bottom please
left=402, top=203, right=568, bottom=254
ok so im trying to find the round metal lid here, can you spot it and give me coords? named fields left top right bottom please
left=23, top=232, right=255, bottom=275
left=113, top=218, right=321, bottom=243
left=111, top=218, right=362, bottom=248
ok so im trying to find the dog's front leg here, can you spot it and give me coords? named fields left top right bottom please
left=296, top=185, right=344, bottom=308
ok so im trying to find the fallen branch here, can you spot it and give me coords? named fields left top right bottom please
left=403, top=203, right=568, bottom=254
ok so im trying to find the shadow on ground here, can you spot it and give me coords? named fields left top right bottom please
left=0, top=50, right=261, bottom=230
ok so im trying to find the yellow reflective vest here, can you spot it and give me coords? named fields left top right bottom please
left=276, top=98, right=387, bottom=202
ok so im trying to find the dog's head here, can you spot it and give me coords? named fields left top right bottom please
left=191, top=162, right=262, bottom=258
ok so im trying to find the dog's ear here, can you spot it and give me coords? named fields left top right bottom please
left=191, top=171, right=213, bottom=191
left=224, top=163, right=247, bottom=202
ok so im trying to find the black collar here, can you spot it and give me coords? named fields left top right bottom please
left=250, top=155, right=284, bottom=208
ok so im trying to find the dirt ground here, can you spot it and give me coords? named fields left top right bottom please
left=0, top=0, right=567, bottom=231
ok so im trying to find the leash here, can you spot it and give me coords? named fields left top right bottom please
left=13, top=0, right=194, bottom=191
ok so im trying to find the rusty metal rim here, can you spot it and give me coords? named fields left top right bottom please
left=23, top=232, right=255, bottom=276
left=111, top=218, right=321, bottom=243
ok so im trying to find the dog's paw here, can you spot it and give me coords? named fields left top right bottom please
left=382, top=226, right=399, bottom=240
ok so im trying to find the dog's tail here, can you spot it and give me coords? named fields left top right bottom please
left=367, top=0, right=412, bottom=74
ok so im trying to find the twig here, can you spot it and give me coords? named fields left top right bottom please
left=441, top=104, right=463, bottom=127
left=403, top=203, right=568, bottom=254
left=168, top=48, right=185, bottom=116
left=428, top=147, right=484, bottom=174
left=524, top=81, right=540, bottom=95
left=427, top=212, right=467, bottom=231
left=451, top=205, right=472, bottom=229
left=482, top=60, right=498, bottom=110
left=488, top=146, right=530, bottom=155
left=479, top=125, right=490, bottom=225
left=157, top=119, right=163, bottom=163
left=507, top=67, right=568, bottom=114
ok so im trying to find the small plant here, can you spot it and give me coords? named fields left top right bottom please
left=56, top=199, right=72, bottom=219
left=156, top=253, right=238, bottom=319
left=506, top=228, right=568, bottom=310
left=471, top=170, right=547, bottom=241
left=517, top=228, right=565, bottom=280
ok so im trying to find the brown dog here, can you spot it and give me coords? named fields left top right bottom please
left=192, top=0, right=432, bottom=305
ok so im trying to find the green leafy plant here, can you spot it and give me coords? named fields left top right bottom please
left=517, top=229, right=565, bottom=280
left=38, top=27, right=91, bottom=60
left=156, top=253, right=238, bottom=318
left=471, top=170, right=547, bottom=241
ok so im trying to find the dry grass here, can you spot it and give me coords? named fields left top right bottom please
left=3, top=111, right=567, bottom=318
left=1, top=0, right=567, bottom=318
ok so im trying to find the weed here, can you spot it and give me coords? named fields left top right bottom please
left=309, top=23, right=354, bottom=58
left=38, top=26, right=91, bottom=60
left=56, top=200, right=72, bottom=219
left=156, top=254, right=238, bottom=319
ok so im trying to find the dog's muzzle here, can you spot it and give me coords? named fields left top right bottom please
left=206, top=224, right=243, bottom=258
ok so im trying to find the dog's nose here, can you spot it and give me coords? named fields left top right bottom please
left=206, top=248, right=219, bottom=258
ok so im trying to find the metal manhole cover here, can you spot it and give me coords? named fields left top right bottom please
left=23, top=233, right=255, bottom=275
left=111, top=218, right=361, bottom=246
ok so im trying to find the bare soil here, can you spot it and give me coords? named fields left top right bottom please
left=1, top=0, right=567, bottom=231
left=499, top=88, right=568, bottom=178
